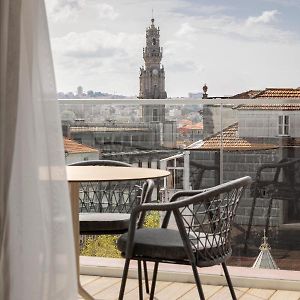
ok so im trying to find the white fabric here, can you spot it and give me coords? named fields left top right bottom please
left=2, top=0, right=77, bottom=299
left=0, top=0, right=21, bottom=298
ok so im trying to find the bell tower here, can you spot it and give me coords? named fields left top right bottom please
left=140, top=18, right=167, bottom=122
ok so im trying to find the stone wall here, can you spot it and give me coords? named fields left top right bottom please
left=190, top=149, right=282, bottom=227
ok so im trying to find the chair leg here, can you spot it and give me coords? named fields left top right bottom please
left=143, top=260, right=150, bottom=294
left=118, top=258, right=130, bottom=300
left=149, top=262, right=159, bottom=300
left=137, top=260, right=143, bottom=300
left=265, top=197, right=273, bottom=237
left=221, top=262, right=237, bottom=300
left=244, top=195, right=257, bottom=253
left=191, top=262, right=205, bottom=300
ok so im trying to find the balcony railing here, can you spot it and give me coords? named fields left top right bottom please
left=60, top=97, right=300, bottom=273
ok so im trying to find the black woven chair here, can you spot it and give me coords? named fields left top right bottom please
left=117, top=176, right=251, bottom=300
left=244, top=158, right=300, bottom=252
left=69, top=159, right=154, bottom=234
left=69, top=159, right=155, bottom=293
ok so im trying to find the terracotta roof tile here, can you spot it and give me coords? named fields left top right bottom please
left=236, top=104, right=300, bottom=110
left=254, top=88, right=300, bottom=98
left=234, top=88, right=300, bottom=110
left=64, top=138, right=99, bottom=154
left=186, top=123, right=278, bottom=151
left=180, top=123, right=203, bottom=130
left=230, top=90, right=262, bottom=99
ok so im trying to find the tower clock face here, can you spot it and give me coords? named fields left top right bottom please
left=152, top=68, right=158, bottom=75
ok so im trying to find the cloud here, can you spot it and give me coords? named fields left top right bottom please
left=47, top=0, right=300, bottom=96
left=175, top=13, right=293, bottom=43
left=175, top=23, right=195, bottom=37
left=51, top=30, right=142, bottom=72
left=97, top=3, right=119, bottom=20
left=172, top=3, right=228, bottom=17
left=47, top=0, right=85, bottom=22
left=246, top=10, right=278, bottom=26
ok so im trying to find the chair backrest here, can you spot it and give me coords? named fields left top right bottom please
left=68, top=160, right=141, bottom=213
left=137, top=179, right=155, bottom=228
left=190, top=160, right=220, bottom=190
left=251, top=158, right=300, bottom=198
left=168, top=176, right=251, bottom=266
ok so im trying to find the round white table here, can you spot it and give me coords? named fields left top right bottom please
left=67, top=165, right=170, bottom=182
left=67, top=166, right=170, bottom=300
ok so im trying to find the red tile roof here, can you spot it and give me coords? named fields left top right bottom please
left=186, top=123, right=278, bottom=151
left=236, top=104, right=300, bottom=110
left=233, top=88, right=300, bottom=110
left=254, top=88, right=300, bottom=98
left=230, top=90, right=262, bottom=99
left=180, top=123, right=203, bottom=130
left=64, top=138, right=99, bottom=154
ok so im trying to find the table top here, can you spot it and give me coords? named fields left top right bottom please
left=67, top=166, right=170, bottom=182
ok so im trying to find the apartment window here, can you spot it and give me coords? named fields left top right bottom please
left=278, top=115, right=289, bottom=135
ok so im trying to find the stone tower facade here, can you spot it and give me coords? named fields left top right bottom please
left=140, top=18, right=167, bottom=122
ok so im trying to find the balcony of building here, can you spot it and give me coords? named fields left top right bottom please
left=78, top=259, right=300, bottom=299
left=59, top=96, right=300, bottom=299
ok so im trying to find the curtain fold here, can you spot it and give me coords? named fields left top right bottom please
left=1, top=0, right=77, bottom=299
left=0, top=0, right=22, bottom=299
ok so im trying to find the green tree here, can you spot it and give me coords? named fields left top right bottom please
left=80, top=211, right=160, bottom=257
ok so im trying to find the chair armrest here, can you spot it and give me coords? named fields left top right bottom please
left=168, top=189, right=209, bottom=202
left=123, top=176, right=251, bottom=258
left=125, top=190, right=213, bottom=256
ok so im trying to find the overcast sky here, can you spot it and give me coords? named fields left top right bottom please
left=46, top=0, right=300, bottom=97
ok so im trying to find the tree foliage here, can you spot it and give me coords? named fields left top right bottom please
left=80, top=211, right=160, bottom=257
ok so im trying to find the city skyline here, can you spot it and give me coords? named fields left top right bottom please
left=46, top=0, right=300, bottom=97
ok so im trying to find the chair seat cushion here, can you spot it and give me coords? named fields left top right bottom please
left=80, top=213, right=130, bottom=234
left=117, top=228, right=187, bottom=260
left=117, top=228, right=226, bottom=262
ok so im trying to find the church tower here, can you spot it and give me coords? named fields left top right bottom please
left=140, top=18, right=167, bottom=122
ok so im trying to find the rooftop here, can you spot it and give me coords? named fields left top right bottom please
left=70, top=126, right=149, bottom=133
left=186, top=123, right=278, bottom=151
left=64, top=138, right=99, bottom=154
left=236, top=104, right=300, bottom=111
left=255, top=88, right=300, bottom=99
left=252, top=233, right=279, bottom=270
left=232, top=88, right=300, bottom=110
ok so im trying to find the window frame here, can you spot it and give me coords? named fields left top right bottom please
left=278, top=114, right=290, bottom=136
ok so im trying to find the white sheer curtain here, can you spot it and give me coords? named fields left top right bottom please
left=0, top=0, right=77, bottom=299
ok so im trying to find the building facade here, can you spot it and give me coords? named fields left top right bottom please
left=191, top=87, right=300, bottom=229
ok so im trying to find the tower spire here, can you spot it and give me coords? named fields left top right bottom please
left=252, top=230, right=279, bottom=269
left=139, top=17, right=167, bottom=100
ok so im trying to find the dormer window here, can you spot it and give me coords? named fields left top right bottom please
left=278, top=115, right=289, bottom=136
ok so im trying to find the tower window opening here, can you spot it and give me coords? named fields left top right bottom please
left=153, top=108, right=159, bottom=121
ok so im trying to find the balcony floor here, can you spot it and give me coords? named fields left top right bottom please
left=79, top=274, right=300, bottom=300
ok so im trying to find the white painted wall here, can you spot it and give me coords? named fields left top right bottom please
left=238, top=110, right=300, bottom=138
